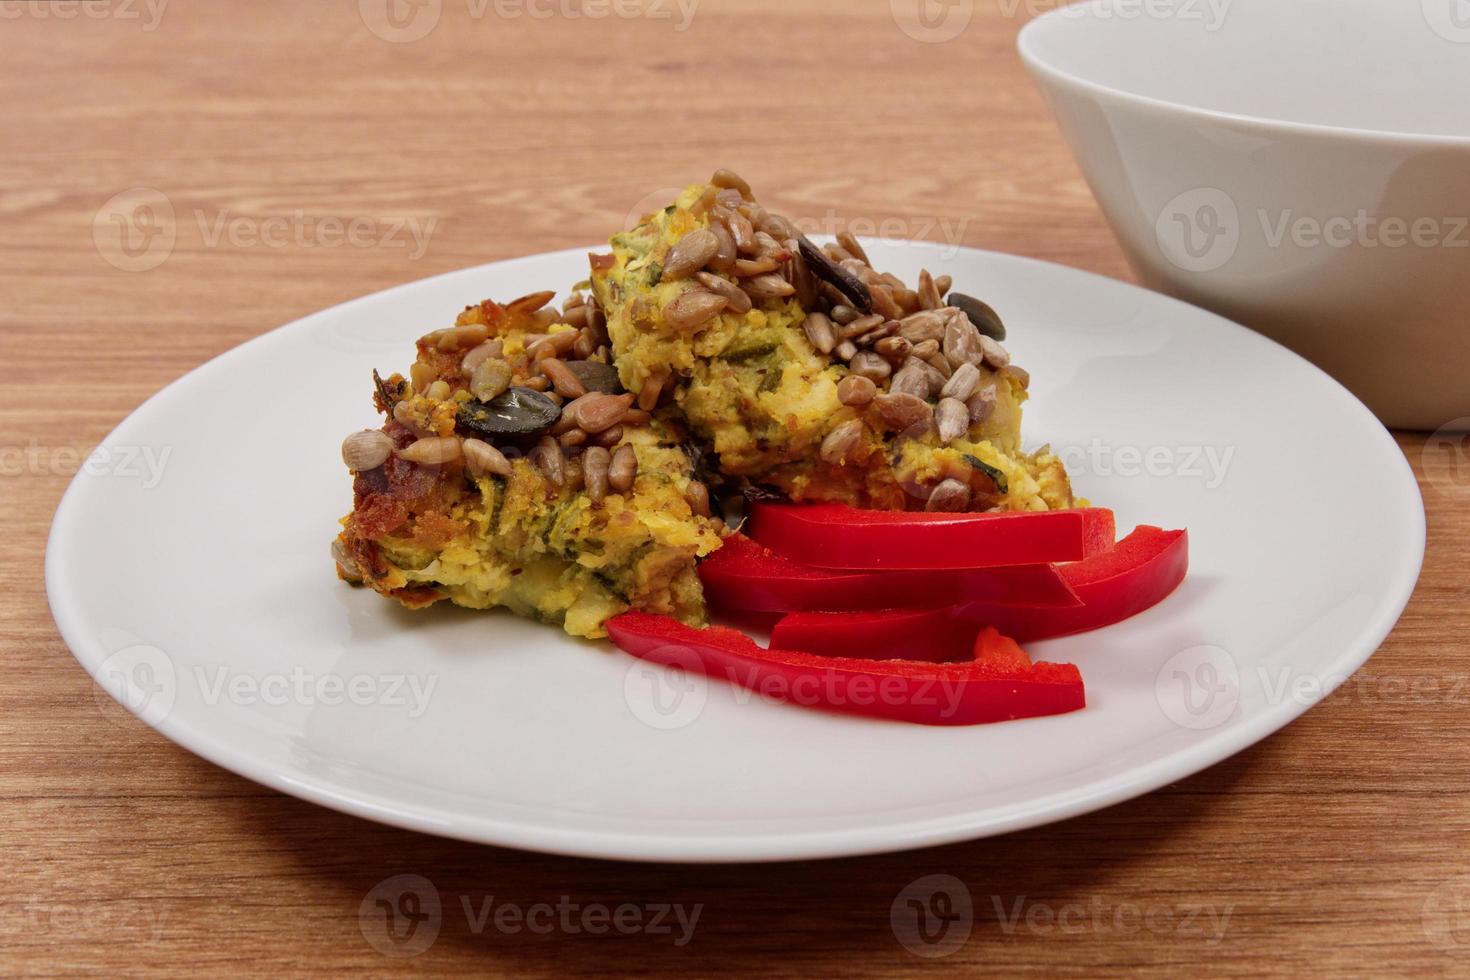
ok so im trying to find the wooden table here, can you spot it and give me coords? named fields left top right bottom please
left=5, top=1, right=1468, bottom=974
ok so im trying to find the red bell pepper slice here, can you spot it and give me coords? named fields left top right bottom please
left=771, top=526, right=1188, bottom=653
left=770, top=604, right=979, bottom=663
left=699, top=533, right=1082, bottom=613
left=606, top=612, right=1085, bottom=726
left=747, top=501, right=1115, bottom=570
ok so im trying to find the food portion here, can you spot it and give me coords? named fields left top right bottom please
left=334, top=292, right=722, bottom=639
left=333, top=169, right=1189, bottom=723
left=592, top=174, right=1077, bottom=512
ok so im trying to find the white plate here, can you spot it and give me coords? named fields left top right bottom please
left=46, top=243, right=1424, bottom=863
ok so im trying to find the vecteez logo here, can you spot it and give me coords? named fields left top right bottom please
left=1422, top=0, right=1470, bottom=43
left=891, top=0, right=974, bottom=43
left=1154, top=645, right=1240, bottom=730
left=623, top=645, right=709, bottom=730
left=1155, top=187, right=1240, bottom=273
left=93, top=187, right=176, bottom=272
left=359, top=875, right=443, bottom=958
left=91, top=643, right=178, bottom=728
left=359, top=0, right=443, bottom=42
left=890, top=874, right=974, bottom=958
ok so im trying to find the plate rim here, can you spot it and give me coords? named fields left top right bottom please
left=45, top=243, right=1426, bottom=863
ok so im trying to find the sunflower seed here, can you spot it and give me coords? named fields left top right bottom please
left=1001, top=364, right=1030, bottom=389
left=943, top=309, right=986, bottom=368
left=583, top=446, right=610, bottom=503
left=839, top=313, right=885, bottom=340
left=874, top=335, right=913, bottom=361
left=889, top=364, right=932, bottom=400
left=529, top=436, right=565, bottom=486
left=966, top=384, right=998, bottom=425
left=341, top=430, right=395, bottom=471
left=708, top=218, right=738, bottom=272
left=507, top=290, right=557, bottom=317
left=398, top=436, right=463, bottom=466
left=695, top=271, right=753, bottom=314
left=870, top=284, right=903, bottom=321
left=834, top=340, right=858, bottom=361
left=740, top=273, right=796, bottom=302
left=949, top=292, right=1005, bottom=341
left=802, top=311, right=837, bottom=354
left=469, top=357, right=512, bottom=400
left=665, top=290, right=729, bottom=331
left=935, top=397, right=969, bottom=444
left=873, top=392, right=933, bottom=430
left=711, top=168, right=752, bottom=199
left=686, top=481, right=711, bottom=517
left=941, top=361, right=982, bottom=401
left=837, top=374, right=876, bottom=407
left=926, top=478, right=971, bottom=513
left=918, top=269, right=943, bottom=310
left=609, top=444, right=638, bottom=494
left=849, top=351, right=892, bottom=382
left=898, top=309, right=947, bottom=344
left=663, top=228, right=720, bottom=280
left=540, top=357, right=587, bottom=399
left=836, top=231, right=870, bottom=266
left=438, top=323, right=489, bottom=351
left=979, top=334, right=1011, bottom=369
left=733, top=256, right=780, bottom=277
left=576, top=392, right=634, bottom=433
left=820, top=419, right=863, bottom=464
left=462, top=438, right=512, bottom=478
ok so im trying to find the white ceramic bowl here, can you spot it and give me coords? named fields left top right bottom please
left=1020, top=0, right=1470, bottom=429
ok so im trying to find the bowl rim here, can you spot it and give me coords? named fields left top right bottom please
left=1017, top=3, right=1470, bottom=149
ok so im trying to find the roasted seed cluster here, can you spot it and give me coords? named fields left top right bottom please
left=644, top=169, right=1028, bottom=514
left=340, top=288, right=711, bottom=517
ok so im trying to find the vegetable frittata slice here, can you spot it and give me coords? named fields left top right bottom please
left=334, top=292, right=722, bottom=639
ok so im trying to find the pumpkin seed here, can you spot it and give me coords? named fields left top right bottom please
left=949, top=292, right=1006, bottom=341
left=457, top=386, right=561, bottom=439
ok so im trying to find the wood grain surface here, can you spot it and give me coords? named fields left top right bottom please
left=5, top=1, right=1469, bottom=975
